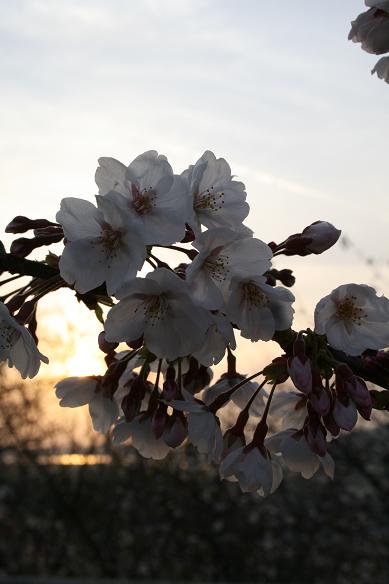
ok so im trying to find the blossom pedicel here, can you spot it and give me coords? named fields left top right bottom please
left=1, top=149, right=389, bottom=498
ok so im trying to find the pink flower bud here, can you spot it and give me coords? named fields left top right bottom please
left=288, top=355, right=312, bottom=395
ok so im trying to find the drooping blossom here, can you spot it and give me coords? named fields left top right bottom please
left=226, top=276, right=295, bottom=342
left=314, top=283, right=389, bottom=356
left=104, top=268, right=212, bottom=360
left=0, top=302, right=48, bottom=379
left=55, top=376, right=119, bottom=433
left=171, top=396, right=223, bottom=463
left=268, top=390, right=307, bottom=430
left=219, top=444, right=283, bottom=496
left=95, top=151, right=190, bottom=245
left=112, top=416, right=171, bottom=460
left=57, top=196, right=146, bottom=295
left=372, top=55, right=389, bottom=82
left=182, top=150, right=249, bottom=236
left=192, top=312, right=236, bottom=367
left=349, top=1, right=389, bottom=55
left=186, top=227, right=272, bottom=310
left=266, top=430, right=335, bottom=480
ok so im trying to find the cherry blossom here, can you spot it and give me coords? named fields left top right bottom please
left=186, top=227, right=272, bottom=310
left=349, top=1, right=389, bottom=55
left=372, top=55, right=389, bottom=81
left=220, top=445, right=283, bottom=496
left=104, top=268, right=212, bottom=360
left=192, top=312, right=236, bottom=367
left=226, top=276, right=295, bottom=342
left=171, top=397, right=223, bottom=463
left=0, top=301, right=48, bottom=379
left=95, top=151, right=190, bottom=245
left=314, top=283, right=389, bottom=356
left=182, top=150, right=249, bottom=236
left=266, top=430, right=335, bottom=480
left=55, top=376, right=119, bottom=434
left=57, top=196, right=146, bottom=295
left=112, top=416, right=171, bottom=460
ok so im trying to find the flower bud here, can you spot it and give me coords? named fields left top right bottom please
left=5, top=216, right=58, bottom=234
left=301, top=221, right=341, bottom=255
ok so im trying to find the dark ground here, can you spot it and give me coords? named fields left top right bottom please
left=0, top=424, right=388, bottom=584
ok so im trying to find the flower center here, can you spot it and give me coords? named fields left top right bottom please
left=243, top=283, right=269, bottom=309
left=131, top=184, right=156, bottom=215
left=336, top=296, right=366, bottom=325
left=194, top=186, right=225, bottom=212
left=142, top=295, right=169, bottom=325
left=100, top=224, right=122, bottom=252
left=204, top=250, right=230, bottom=282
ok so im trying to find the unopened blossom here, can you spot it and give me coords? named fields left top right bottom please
left=112, top=416, right=171, bottom=460
left=57, top=196, right=146, bottom=295
left=266, top=430, right=334, bottom=480
left=302, top=221, right=341, bottom=254
left=105, top=268, right=212, bottom=360
left=226, top=276, right=295, bottom=342
left=315, top=283, right=389, bottom=356
left=349, top=1, right=389, bottom=54
left=0, top=302, right=48, bottom=379
left=182, top=150, right=249, bottom=236
left=372, top=55, right=389, bottom=82
left=220, top=445, right=283, bottom=496
left=186, top=227, right=272, bottom=310
left=95, top=151, right=190, bottom=245
left=171, top=397, right=223, bottom=463
left=55, top=377, right=119, bottom=433
left=192, top=312, right=236, bottom=367
left=332, top=399, right=358, bottom=432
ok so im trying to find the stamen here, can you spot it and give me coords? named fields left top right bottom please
left=194, top=186, right=225, bottom=212
left=0, top=324, right=20, bottom=356
left=204, top=253, right=230, bottom=282
left=243, top=283, right=269, bottom=309
left=132, top=185, right=156, bottom=215
left=336, top=295, right=367, bottom=325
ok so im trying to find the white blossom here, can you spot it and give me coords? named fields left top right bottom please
left=266, top=430, right=335, bottom=480
left=268, top=390, right=307, bottom=430
left=314, top=283, right=389, bottom=356
left=0, top=302, right=48, bottom=379
left=226, top=276, right=295, bottom=342
left=112, top=416, right=171, bottom=460
left=220, top=445, right=283, bottom=496
left=57, top=196, right=146, bottom=295
left=171, top=398, right=223, bottom=463
left=372, top=55, right=389, bottom=82
left=105, top=268, right=212, bottom=360
left=192, top=312, right=236, bottom=366
left=55, top=376, right=119, bottom=434
left=349, top=2, right=389, bottom=55
left=182, top=150, right=249, bottom=236
left=186, top=227, right=272, bottom=310
left=95, top=151, right=190, bottom=245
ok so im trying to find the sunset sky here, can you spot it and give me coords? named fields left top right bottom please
left=1, top=0, right=388, bottom=383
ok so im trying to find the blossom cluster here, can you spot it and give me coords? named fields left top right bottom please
left=1, top=149, right=389, bottom=497
left=350, top=0, right=389, bottom=83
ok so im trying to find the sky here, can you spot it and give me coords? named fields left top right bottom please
left=1, top=0, right=389, bottom=382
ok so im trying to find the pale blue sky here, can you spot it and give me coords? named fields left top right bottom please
left=0, top=0, right=388, bottom=329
